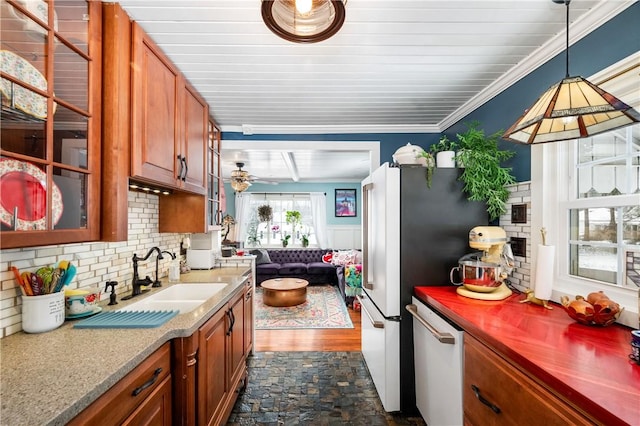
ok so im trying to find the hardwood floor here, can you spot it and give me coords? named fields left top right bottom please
left=254, top=306, right=362, bottom=352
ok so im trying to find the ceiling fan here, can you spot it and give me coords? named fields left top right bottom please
left=227, top=162, right=277, bottom=192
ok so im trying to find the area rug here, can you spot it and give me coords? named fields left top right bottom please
left=255, top=285, right=353, bottom=330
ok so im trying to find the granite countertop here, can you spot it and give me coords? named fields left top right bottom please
left=0, top=267, right=250, bottom=426
left=414, top=286, right=640, bottom=426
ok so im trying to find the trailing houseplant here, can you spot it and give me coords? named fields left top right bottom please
left=455, top=121, right=516, bottom=221
left=416, top=150, right=435, bottom=188
left=257, top=204, right=273, bottom=223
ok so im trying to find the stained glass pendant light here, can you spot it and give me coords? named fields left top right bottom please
left=262, top=0, right=347, bottom=43
left=503, top=0, right=640, bottom=144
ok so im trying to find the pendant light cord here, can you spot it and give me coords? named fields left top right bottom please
left=564, top=0, right=570, bottom=78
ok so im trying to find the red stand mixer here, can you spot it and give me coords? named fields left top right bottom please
left=450, top=226, right=515, bottom=300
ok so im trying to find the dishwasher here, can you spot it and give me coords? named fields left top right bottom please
left=407, top=297, right=464, bottom=426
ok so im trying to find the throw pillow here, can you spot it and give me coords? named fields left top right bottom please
left=322, top=251, right=333, bottom=264
left=250, top=249, right=272, bottom=265
left=331, top=250, right=355, bottom=266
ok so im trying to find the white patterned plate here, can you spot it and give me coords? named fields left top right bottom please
left=0, top=50, right=49, bottom=119
left=0, top=158, right=63, bottom=230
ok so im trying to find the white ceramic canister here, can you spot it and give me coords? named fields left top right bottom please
left=436, top=151, right=456, bottom=168
left=22, top=291, right=65, bottom=333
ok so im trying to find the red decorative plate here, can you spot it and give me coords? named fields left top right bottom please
left=0, top=158, right=63, bottom=230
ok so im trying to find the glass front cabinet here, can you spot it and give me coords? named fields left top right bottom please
left=0, top=0, right=101, bottom=248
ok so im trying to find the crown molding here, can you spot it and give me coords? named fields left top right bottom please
left=438, top=0, right=634, bottom=130
left=220, top=124, right=441, bottom=135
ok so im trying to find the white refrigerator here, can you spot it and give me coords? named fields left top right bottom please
left=358, top=162, right=487, bottom=415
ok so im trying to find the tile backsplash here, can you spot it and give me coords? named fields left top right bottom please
left=501, top=181, right=532, bottom=293
left=0, top=191, right=186, bottom=338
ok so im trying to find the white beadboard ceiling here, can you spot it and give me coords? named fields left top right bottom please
left=112, top=0, right=631, bottom=183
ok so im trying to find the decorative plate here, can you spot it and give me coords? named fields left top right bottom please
left=0, top=50, right=49, bottom=119
left=0, top=158, right=63, bottom=230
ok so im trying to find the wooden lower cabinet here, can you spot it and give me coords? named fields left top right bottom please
left=463, top=334, right=593, bottom=426
left=243, top=277, right=254, bottom=355
left=174, top=285, right=248, bottom=426
left=69, top=342, right=172, bottom=425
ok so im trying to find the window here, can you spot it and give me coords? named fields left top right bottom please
left=533, top=53, right=639, bottom=328
left=244, top=193, right=317, bottom=247
left=568, top=125, right=640, bottom=286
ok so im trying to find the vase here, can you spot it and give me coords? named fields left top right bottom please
left=282, top=241, right=288, bottom=247
left=436, top=151, right=456, bottom=168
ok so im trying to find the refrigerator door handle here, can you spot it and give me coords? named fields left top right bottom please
left=357, top=295, right=384, bottom=328
left=362, top=182, right=374, bottom=290
left=406, top=304, right=456, bottom=344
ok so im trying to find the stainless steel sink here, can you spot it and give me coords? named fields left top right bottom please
left=118, top=283, right=228, bottom=314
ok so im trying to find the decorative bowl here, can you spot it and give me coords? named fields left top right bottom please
left=65, top=288, right=101, bottom=317
left=560, top=292, right=622, bottom=326
left=392, top=143, right=426, bottom=165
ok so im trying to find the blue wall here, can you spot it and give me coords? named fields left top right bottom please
left=222, top=3, right=639, bottom=208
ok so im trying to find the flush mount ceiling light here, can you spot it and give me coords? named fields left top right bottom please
left=261, top=0, right=347, bottom=43
left=503, top=0, right=640, bottom=144
left=230, top=162, right=252, bottom=192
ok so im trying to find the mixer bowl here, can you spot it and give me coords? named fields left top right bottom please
left=451, top=260, right=502, bottom=293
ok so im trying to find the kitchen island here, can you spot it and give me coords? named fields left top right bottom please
left=0, top=267, right=251, bottom=426
left=414, top=286, right=639, bottom=425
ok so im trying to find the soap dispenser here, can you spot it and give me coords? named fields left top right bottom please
left=169, top=253, right=181, bottom=283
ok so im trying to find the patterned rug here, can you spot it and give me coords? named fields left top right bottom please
left=255, top=285, right=353, bottom=330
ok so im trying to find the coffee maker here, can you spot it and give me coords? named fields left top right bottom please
left=450, top=226, right=514, bottom=300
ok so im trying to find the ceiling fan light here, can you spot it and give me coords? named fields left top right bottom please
left=231, top=179, right=251, bottom=192
left=262, top=0, right=346, bottom=43
left=503, top=0, right=640, bottom=144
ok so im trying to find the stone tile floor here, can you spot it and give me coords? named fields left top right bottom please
left=227, top=351, right=427, bottom=426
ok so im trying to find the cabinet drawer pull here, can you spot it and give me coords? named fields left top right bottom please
left=471, top=384, right=501, bottom=414
left=132, top=368, right=162, bottom=397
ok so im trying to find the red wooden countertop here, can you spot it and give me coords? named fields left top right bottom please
left=413, top=286, right=640, bottom=426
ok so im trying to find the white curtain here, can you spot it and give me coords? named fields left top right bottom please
left=234, top=193, right=253, bottom=243
left=310, top=192, right=328, bottom=248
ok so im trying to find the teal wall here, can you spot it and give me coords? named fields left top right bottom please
left=223, top=181, right=361, bottom=226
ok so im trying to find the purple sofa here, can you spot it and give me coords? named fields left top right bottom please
left=251, top=248, right=344, bottom=300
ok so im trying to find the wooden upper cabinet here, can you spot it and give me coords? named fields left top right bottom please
left=131, top=22, right=181, bottom=189
left=181, top=81, right=208, bottom=194
left=0, top=0, right=102, bottom=248
left=102, top=5, right=210, bottom=239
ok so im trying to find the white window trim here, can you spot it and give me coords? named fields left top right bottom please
left=531, top=53, right=640, bottom=329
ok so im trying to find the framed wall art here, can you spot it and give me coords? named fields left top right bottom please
left=335, top=189, right=356, bottom=217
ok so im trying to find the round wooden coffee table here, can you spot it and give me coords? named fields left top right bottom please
left=261, top=278, right=309, bottom=307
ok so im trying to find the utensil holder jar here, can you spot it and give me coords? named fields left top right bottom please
left=22, top=292, right=65, bottom=333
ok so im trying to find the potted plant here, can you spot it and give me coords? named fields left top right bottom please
left=301, top=234, right=309, bottom=248
left=282, top=234, right=291, bottom=247
left=257, top=205, right=273, bottom=223
left=455, top=121, right=516, bottom=221
left=285, top=210, right=301, bottom=243
left=416, top=150, right=435, bottom=188
left=429, top=136, right=458, bottom=168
